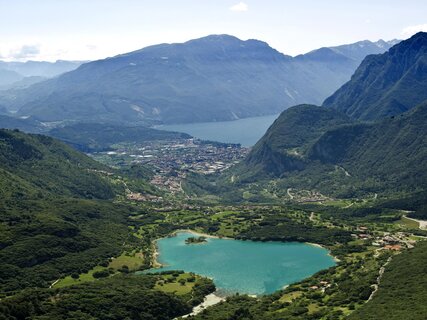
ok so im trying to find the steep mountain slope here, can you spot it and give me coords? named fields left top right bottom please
left=216, top=100, right=426, bottom=200
left=4, top=35, right=394, bottom=124
left=308, top=101, right=427, bottom=192
left=323, top=32, right=427, bottom=120
left=243, top=105, right=351, bottom=177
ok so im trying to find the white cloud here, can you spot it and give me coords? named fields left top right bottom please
left=401, top=24, right=427, bottom=38
left=8, top=44, right=41, bottom=60
left=230, top=1, right=248, bottom=12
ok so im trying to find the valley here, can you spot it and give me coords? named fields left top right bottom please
left=0, top=117, right=426, bottom=319
left=0, top=14, right=426, bottom=320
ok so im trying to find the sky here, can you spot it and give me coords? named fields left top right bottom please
left=1, top=0, right=427, bottom=62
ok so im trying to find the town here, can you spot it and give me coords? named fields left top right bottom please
left=91, top=138, right=249, bottom=194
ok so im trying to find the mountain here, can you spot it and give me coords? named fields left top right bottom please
left=295, top=39, right=398, bottom=67
left=323, top=32, right=427, bottom=120
left=48, top=122, right=191, bottom=151
left=0, top=129, right=114, bottom=199
left=328, top=39, right=400, bottom=62
left=219, top=99, right=427, bottom=199
left=307, top=101, right=427, bottom=193
left=0, top=105, right=8, bottom=115
left=0, top=60, right=84, bottom=78
left=0, top=114, right=43, bottom=132
left=0, top=60, right=84, bottom=92
left=0, top=68, right=23, bottom=87
left=243, top=105, right=351, bottom=177
left=0, top=75, right=48, bottom=90
left=2, top=35, right=395, bottom=124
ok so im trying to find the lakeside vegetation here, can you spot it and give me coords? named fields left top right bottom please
left=185, top=236, right=207, bottom=244
left=1, top=120, right=426, bottom=320
left=2, top=56, right=427, bottom=319
left=0, top=273, right=214, bottom=320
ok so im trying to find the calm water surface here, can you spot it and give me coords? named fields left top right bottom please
left=146, top=232, right=335, bottom=295
left=157, top=114, right=280, bottom=147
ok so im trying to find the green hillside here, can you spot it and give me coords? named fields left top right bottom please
left=206, top=100, right=426, bottom=201
left=0, top=129, right=114, bottom=199
left=240, top=104, right=351, bottom=178
left=0, top=129, right=130, bottom=293
left=308, top=101, right=427, bottom=193
left=0, top=273, right=216, bottom=320
left=348, top=241, right=427, bottom=320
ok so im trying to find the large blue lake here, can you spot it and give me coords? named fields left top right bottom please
left=157, top=114, right=280, bottom=147
left=146, top=232, right=336, bottom=295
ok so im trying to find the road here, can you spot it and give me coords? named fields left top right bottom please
left=404, top=215, right=427, bottom=230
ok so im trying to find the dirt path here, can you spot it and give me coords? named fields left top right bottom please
left=368, top=256, right=392, bottom=301
left=49, top=279, right=60, bottom=288
left=287, top=188, right=294, bottom=199
left=344, top=202, right=354, bottom=209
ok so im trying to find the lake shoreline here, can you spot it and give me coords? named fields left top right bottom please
left=151, top=229, right=338, bottom=269
left=155, top=113, right=280, bottom=147
left=306, top=242, right=340, bottom=262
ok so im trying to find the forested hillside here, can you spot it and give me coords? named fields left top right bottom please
left=308, top=101, right=427, bottom=193
left=348, top=241, right=427, bottom=320
left=0, top=129, right=128, bottom=292
left=242, top=105, right=351, bottom=178
left=0, top=129, right=114, bottom=199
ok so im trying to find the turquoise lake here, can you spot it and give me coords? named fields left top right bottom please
left=157, top=114, right=280, bottom=147
left=146, top=232, right=336, bottom=295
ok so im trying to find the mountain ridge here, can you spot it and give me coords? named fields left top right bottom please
left=323, top=32, right=427, bottom=120
left=0, top=34, right=397, bottom=125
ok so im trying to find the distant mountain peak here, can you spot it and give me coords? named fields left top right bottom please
left=186, top=34, right=241, bottom=43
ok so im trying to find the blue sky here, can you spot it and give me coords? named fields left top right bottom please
left=1, top=0, right=427, bottom=61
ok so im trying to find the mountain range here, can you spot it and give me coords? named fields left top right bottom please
left=0, top=35, right=397, bottom=124
left=0, top=60, right=84, bottom=90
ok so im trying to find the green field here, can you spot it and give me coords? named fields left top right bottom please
left=54, top=266, right=107, bottom=288
left=108, top=251, right=145, bottom=271
left=155, top=273, right=198, bottom=295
